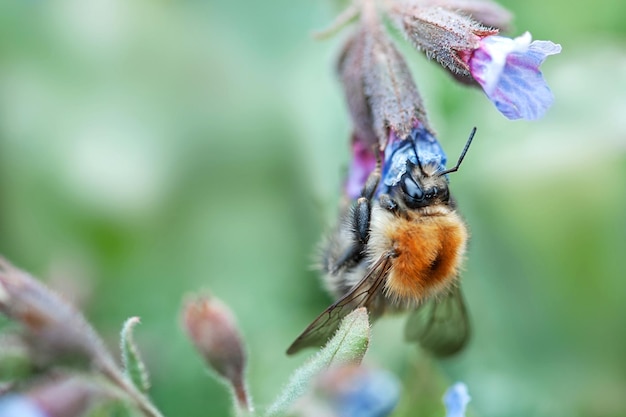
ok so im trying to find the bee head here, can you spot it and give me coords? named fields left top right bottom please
left=398, top=126, right=477, bottom=209
left=399, top=160, right=450, bottom=208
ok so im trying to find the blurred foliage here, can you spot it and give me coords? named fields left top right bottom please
left=0, top=0, right=625, bottom=416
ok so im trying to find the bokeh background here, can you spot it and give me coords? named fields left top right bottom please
left=1, top=0, right=625, bottom=416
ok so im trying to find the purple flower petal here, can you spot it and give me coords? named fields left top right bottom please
left=469, top=32, right=562, bottom=120
left=345, top=136, right=377, bottom=199
left=443, top=382, right=471, bottom=417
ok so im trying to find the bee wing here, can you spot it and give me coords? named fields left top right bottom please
left=404, top=284, right=470, bottom=357
left=286, top=253, right=394, bottom=355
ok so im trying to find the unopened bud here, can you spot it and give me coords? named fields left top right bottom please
left=338, top=32, right=378, bottom=149
left=0, top=259, right=165, bottom=417
left=182, top=294, right=251, bottom=412
left=338, top=1, right=431, bottom=152
left=0, top=259, right=110, bottom=369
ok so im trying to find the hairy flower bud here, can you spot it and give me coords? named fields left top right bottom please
left=338, top=1, right=432, bottom=152
left=416, top=0, right=512, bottom=31
left=0, top=259, right=165, bottom=417
left=392, top=4, right=498, bottom=77
left=182, top=294, right=251, bottom=412
left=338, top=32, right=378, bottom=148
left=0, top=259, right=109, bottom=368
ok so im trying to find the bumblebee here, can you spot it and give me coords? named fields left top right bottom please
left=287, top=126, right=476, bottom=357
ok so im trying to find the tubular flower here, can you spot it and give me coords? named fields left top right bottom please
left=461, top=32, right=562, bottom=120
left=345, top=135, right=377, bottom=200
left=392, top=3, right=561, bottom=120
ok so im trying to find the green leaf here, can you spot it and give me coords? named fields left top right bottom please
left=265, top=307, right=370, bottom=416
left=120, top=317, right=150, bottom=393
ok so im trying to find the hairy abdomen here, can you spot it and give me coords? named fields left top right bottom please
left=368, top=206, right=468, bottom=304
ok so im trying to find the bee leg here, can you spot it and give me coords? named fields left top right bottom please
left=328, top=165, right=382, bottom=274
left=354, top=197, right=371, bottom=245
left=360, top=165, right=381, bottom=201
left=379, top=194, right=405, bottom=216
left=326, top=198, right=370, bottom=275
left=355, top=163, right=382, bottom=244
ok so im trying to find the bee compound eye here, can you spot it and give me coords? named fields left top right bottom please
left=401, top=176, right=424, bottom=200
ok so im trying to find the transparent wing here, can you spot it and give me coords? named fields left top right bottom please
left=404, top=284, right=470, bottom=357
left=286, top=253, right=393, bottom=355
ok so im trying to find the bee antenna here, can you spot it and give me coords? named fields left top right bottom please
left=438, top=127, right=477, bottom=177
left=409, top=135, right=425, bottom=175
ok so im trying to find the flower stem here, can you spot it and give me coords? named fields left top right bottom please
left=312, top=3, right=359, bottom=40
left=98, top=359, right=164, bottom=417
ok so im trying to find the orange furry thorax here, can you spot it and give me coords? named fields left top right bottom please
left=372, top=207, right=468, bottom=303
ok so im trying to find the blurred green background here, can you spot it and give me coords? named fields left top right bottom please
left=1, top=0, right=625, bottom=416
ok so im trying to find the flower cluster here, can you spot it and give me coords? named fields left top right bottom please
left=335, top=0, right=560, bottom=196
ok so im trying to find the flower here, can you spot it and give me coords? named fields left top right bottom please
left=443, top=382, right=471, bottom=417
left=392, top=5, right=498, bottom=78
left=463, top=32, right=562, bottom=120
left=330, top=367, right=399, bottom=417
left=345, top=123, right=448, bottom=200
left=309, top=365, right=400, bottom=417
left=345, top=135, right=377, bottom=200
left=0, top=395, right=46, bottom=417
left=391, top=3, right=561, bottom=120
left=381, top=124, right=447, bottom=191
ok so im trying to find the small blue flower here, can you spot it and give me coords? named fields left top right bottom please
left=0, top=395, right=47, bottom=417
left=467, top=32, right=562, bottom=120
left=443, top=382, right=471, bottom=417
left=381, top=125, right=447, bottom=194
left=333, top=368, right=400, bottom=417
